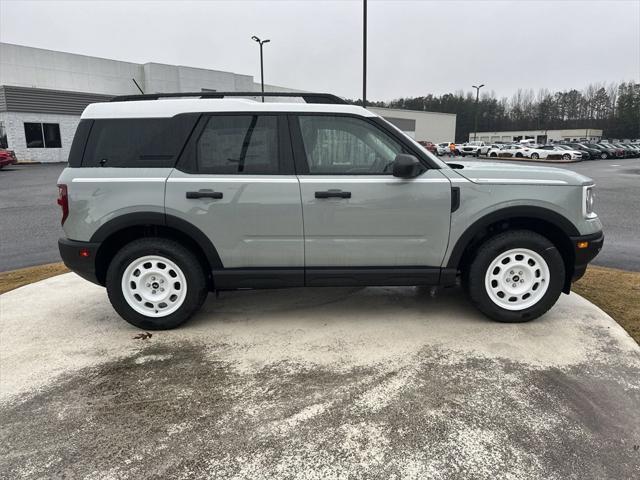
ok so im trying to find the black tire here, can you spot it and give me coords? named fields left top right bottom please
left=515, top=153, right=523, bottom=158
left=531, top=153, right=540, bottom=159
left=600, top=153, right=607, bottom=159
left=106, top=237, right=208, bottom=330
left=466, top=230, right=565, bottom=323
left=562, top=154, right=571, bottom=160
left=490, top=152, right=497, bottom=158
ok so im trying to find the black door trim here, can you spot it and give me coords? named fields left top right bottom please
left=211, top=266, right=443, bottom=289
left=212, top=268, right=304, bottom=289
left=305, top=267, right=441, bottom=287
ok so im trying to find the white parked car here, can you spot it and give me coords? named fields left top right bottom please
left=479, top=143, right=501, bottom=156
left=527, top=145, right=582, bottom=160
left=487, top=144, right=530, bottom=158
left=436, top=142, right=452, bottom=156
left=555, top=145, right=589, bottom=159
left=458, top=141, right=487, bottom=157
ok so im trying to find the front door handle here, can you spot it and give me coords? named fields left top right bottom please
left=186, top=189, right=223, bottom=199
left=315, top=189, right=351, bottom=199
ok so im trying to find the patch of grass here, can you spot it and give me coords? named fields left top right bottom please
left=0, top=262, right=69, bottom=295
left=573, top=266, right=640, bottom=345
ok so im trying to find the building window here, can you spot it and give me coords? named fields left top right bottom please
left=24, top=122, right=62, bottom=148
left=0, top=121, right=7, bottom=149
left=43, top=123, right=62, bottom=148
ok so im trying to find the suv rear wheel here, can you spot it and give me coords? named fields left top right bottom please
left=466, top=230, right=565, bottom=322
left=106, top=238, right=208, bottom=330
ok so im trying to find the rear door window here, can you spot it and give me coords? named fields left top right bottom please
left=196, top=115, right=280, bottom=174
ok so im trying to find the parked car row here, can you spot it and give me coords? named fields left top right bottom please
left=0, top=149, right=18, bottom=169
left=426, top=140, right=640, bottom=161
left=485, top=144, right=583, bottom=161
left=588, top=142, right=640, bottom=159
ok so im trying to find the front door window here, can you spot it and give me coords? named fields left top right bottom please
left=297, top=116, right=403, bottom=175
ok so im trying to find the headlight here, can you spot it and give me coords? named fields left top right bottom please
left=583, top=186, right=597, bottom=218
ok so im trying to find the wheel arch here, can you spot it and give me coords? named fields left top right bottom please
left=448, top=206, right=578, bottom=293
left=91, top=213, right=222, bottom=287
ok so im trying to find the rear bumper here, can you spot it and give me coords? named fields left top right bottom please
left=570, top=231, right=604, bottom=282
left=58, top=238, right=102, bottom=285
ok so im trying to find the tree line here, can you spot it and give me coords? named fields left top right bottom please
left=352, top=82, right=640, bottom=142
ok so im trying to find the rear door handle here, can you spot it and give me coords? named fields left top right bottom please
left=186, top=189, right=223, bottom=199
left=315, top=189, right=351, bottom=199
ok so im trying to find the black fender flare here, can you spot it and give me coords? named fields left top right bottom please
left=446, top=206, right=579, bottom=269
left=90, top=212, right=223, bottom=269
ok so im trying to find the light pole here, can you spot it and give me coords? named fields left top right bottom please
left=251, top=36, right=270, bottom=102
left=363, top=0, right=367, bottom=107
left=472, top=84, right=485, bottom=141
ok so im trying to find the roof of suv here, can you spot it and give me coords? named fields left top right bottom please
left=82, top=99, right=376, bottom=119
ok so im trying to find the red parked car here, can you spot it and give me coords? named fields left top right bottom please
left=0, top=149, right=18, bottom=169
left=417, top=141, right=437, bottom=154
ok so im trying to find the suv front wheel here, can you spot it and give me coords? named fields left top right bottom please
left=466, top=230, right=565, bottom=322
left=106, top=238, right=208, bottom=330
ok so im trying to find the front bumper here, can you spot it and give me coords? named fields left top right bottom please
left=570, top=231, right=604, bottom=282
left=58, top=238, right=102, bottom=285
left=0, top=158, right=17, bottom=168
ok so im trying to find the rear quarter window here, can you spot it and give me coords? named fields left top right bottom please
left=67, top=119, right=93, bottom=167
left=81, top=114, right=198, bottom=168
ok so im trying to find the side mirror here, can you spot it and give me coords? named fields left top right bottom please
left=392, top=154, right=423, bottom=178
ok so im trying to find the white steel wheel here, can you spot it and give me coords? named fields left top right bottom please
left=484, top=248, right=550, bottom=311
left=121, top=255, right=188, bottom=317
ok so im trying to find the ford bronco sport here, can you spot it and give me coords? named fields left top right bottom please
left=57, top=92, right=603, bottom=330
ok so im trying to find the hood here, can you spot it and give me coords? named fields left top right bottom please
left=446, top=160, right=593, bottom=186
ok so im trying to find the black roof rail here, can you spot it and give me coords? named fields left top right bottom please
left=109, top=91, right=348, bottom=105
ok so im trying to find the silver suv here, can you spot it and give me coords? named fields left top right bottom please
left=57, top=92, right=603, bottom=330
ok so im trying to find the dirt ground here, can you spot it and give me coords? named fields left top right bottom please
left=1, top=263, right=638, bottom=345
left=0, top=262, right=68, bottom=294
left=573, top=265, right=640, bottom=344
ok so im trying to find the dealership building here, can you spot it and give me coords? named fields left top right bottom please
left=369, top=107, right=456, bottom=145
left=468, top=128, right=603, bottom=144
left=0, top=42, right=456, bottom=163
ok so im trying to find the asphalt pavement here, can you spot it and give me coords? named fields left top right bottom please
left=0, top=163, right=64, bottom=271
left=0, top=158, right=638, bottom=271
left=1, top=274, right=639, bottom=479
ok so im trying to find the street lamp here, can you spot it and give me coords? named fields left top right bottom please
left=472, top=84, right=485, bottom=141
left=251, top=36, right=270, bottom=102
left=363, top=0, right=367, bottom=107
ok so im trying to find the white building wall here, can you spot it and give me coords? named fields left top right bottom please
left=0, top=111, right=79, bottom=163
left=0, top=43, right=143, bottom=95
left=470, top=128, right=603, bottom=142
left=368, top=107, right=456, bottom=143
left=1, top=43, right=260, bottom=96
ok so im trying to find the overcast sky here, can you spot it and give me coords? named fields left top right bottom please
left=1, top=0, right=638, bottom=101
